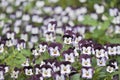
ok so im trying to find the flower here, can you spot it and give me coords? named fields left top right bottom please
left=38, top=42, right=48, bottom=53
left=17, top=39, right=26, bottom=51
left=31, top=47, right=40, bottom=57
left=94, top=44, right=105, bottom=58
left=0, top=67, right=5, bottom=80
left=40, top=64, right=53, bottom=78
left=48, top=43, right=62, bottom=57
left=11, top=67, right=20, bottom=79
left=53, top=71, right=66, bottom=80
left=106, top=44, right=117, bottom=56
left=0, top=42, right=4, bottom=53
left=60, top=61, right=71, bottom=75
left=34, top=64, right=41, bottom=75
left=45, top=32, right=56, bottom=42
left=109, top=59, right=119, bottom=70
left=106, top=64, right=115, bottom=73
left=94, top=4, right=104, bottom=14
left=96, top=57, right=106, bottom=66
left=81, top=67, right=94, bottom=79
left=24, top=66, right=33, bottom=76
left=47, top=21, right=57, bottom=32
left=62, top=49, right=75, bottom=63
left=80, top=54, right=92, bottom=67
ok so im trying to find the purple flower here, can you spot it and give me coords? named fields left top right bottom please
left=11, top=67, right=20, bottom=79
left=53, top=71, right=66, bottom=80
left=62, top=49, right=75, bottom=63
left=96, top=57, right=107, bottom=66
left=39, top=42, right=48, bottom=53
left=81, top=67, right=94, bottom=79
left=47, top=21, right=57, bottom=32
left=23, top=66, right=33, bottom=76
left=80, top=54, right=92, bottom=67
left=48, top=43, right=62, bottom=57
left=60, top=61, right=71, bottom=75
left=40, top=64, right=53, bottom=78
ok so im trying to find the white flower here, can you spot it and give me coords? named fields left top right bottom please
left=108, top=47, right=117, bottom=55
left=11, top=71, right=19, bottom=79
left=106, top=65, right=115, bottom=73
left=24, top=68, right=33, bottom=76
left=114, top=25, right=120, bottom=34
left=0, top=71, right=4, bottom=80
left=64, top=53, right=75, bottom=63
left=82, top=47, right=92, bottom=55
left=39, top=44, right=47, bottom=53
left=60, top=64, right=71, bottom=74
left=41, top=67, right=52, bottom=78
left=22, top=14, right=30, bottom=21
left=95, top=49, right=105, bottom=58
left=0, top=44, right=4, bottom=53
left=81, top=58, right=91, bottom=67
left=97, top=57, right=106, bottom=66
left=36, top=1, right=45, bottom=8
left=81, top=67, right=93, bottom=79
left=63, top=37, right=72, bottom=44
left=49, top=47, right=60, bottom=57
left=79, top=0, right=87, bottom=3
left=94, top=4, right=104, bottom=14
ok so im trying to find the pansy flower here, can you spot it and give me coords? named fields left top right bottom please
left=62, top=49, right=75, bottom=63
left=94, top=44, right=105, bottom=58
left=40, top=64, right=53, bottom=78
left=23, top=66, right=33, bottom=76
left=5, top=39, right=14, bottom=47
left=80, top=43, right=92, bottom=55
left=94, top=4, right=104, bottom=14
left=96, top=57, right=106, bottom=66
left=6, top=31, right=15, bottom=40
left=81, top=67, right=94, bottom=79
left=116, top=44, right=120, bottom=55
left=43, top=59, right=57, bottom=67
left=11, top=67, right=20, bottom=79
left=60, top=61, right=71, bottom=75
left=20, top=32, right=28, bottom=42
left=106, top=44, right=117, bottom=56
left=30, top=34, right=39, bottom=43
left=106, top=64, right=115, bottom=73
left=45, top=32, right=56, bottom=42
left=0, top=67, right=5, bottom=80
left=80, top=54, right=92, bottom=67
left=47, top=21, right=57, bottom=32
left=16, top=40, right=26, bottom=51
left=0, top=64, right=9, bottom=73
left=21, top=57, right=30, bottom=67
left=53, top=71, right=66, bottom=80
left=39, top=42, right=48, bottom=53
left=0, top=42, right=4, bottom=53
left=34, top=64, right=41, bottom=75
left=48, top=42, right=62, bottom=57
left=109, top=59, right=119, bottom=70
left=31, top=47, right=40, bottom=57
left=73, top=33, right=83, bottom=46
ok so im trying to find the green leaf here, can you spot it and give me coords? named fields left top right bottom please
left=70, top=73, right=80, bottom=80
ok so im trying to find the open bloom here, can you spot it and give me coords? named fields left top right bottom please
left=0, top=67, right=5, bottom=80
left=48, top=43, right=62, bottom=57
left=80, top=54, right=92, bottom=67
left=94, top=44, right=105, bottom=58
left=38, top=42, right=48, bottom=53
left=11, top=67, right=20, bottom=79
left=106, top=44, right=117, bottom=56
left=45, top=32, right=56, bottom=42
left=24, top=66, right=33, bottom=76
left=47, top=21, right=57, bottom=32
left=109, top=59, right=119, bottom=70
left=106, top=64, right=115, bottom=73
left=60, top=61, right=71, bottom=75
left=81, top=67, right=94, bottom=79
left=62, top=49, right=75, bottom=63
left=53, top=71, right=66, bottom=80
left=96, top=57, right=106, bottom=66
left=0, top=42, right=4, bottom=53
left=40, top=64, right=53, bottom=78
